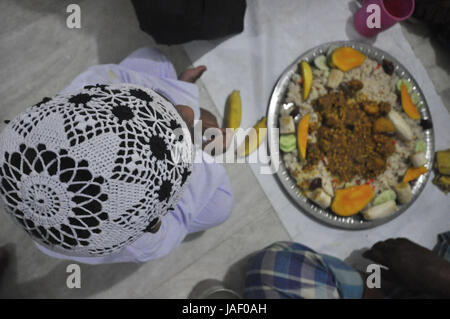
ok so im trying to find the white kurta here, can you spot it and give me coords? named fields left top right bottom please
left=35, top=47, right=234, bottom=264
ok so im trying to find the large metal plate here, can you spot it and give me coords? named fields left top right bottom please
left=267, top=41, right=435, bottom=230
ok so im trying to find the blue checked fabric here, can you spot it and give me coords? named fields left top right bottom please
left=244, top=241, right=364, bottom=299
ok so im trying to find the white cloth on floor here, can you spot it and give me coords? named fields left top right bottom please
left=182, top=0, right=450, bottom=259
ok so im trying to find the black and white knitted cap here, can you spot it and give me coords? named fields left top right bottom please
left=0, top=83, right=194, bottom=257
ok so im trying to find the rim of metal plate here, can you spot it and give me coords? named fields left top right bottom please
left=267, top=40, right=435, bottom=230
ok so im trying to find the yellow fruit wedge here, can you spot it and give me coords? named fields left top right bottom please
left=236, top=117, right=267, bottom=157
left=225, top=90, right=242, bottom=130
left=300, top=61, right=313, bottom=101
left=297, top=114, right=310, bottom=159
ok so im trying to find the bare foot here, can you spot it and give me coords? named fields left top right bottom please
left=178, top=65, right=207, bottom=83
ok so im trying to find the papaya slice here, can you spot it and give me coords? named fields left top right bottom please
left=401, top=83, right=421, bottom=120
left=297, top=114, right=310, bottom=160
left=331, top=47, right=366, bottom=72
left=331, top=184, right=374, bottom=216
left=403, top=166, right=427, bottom=183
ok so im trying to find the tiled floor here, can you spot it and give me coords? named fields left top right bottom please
left=0, top=0, right=448, bottom=298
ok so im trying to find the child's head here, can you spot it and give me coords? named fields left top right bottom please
left=0, top=84, right=193, bottom=257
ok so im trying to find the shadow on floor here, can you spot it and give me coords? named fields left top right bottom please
left=183, top=231, right=205, bottom=243
left=11, top=0, right=230, bottom=72
left=402, top=21, right=450, bottom=78
left=0, top=244, right=141, bottom=298
left=222, top=253, right=254, bottom=298
left=186, top=253, right=251, bottom=299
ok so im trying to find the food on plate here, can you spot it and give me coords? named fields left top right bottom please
left=314, top=55, right=329, bottom=71
left=394, top=182, right=412, bottom=204
left=373, top=189, right=397, bottom=206
left=396, top=79, right=412, bottom=93
left=280, top=45, right=429, bottom=221
left=279, top=134, right=297, bottom=153
left=326, top=45, right=339, bottom=59
left=415, top=140, right=427, bottom=153
left=279, top=115, right=295, bottom=134
left=327, top=69, right=344, bottom=89
left=226, top=90, right=242, bottom=130
left=411, top=92, right=421, bottom=106
left=331, top=185, right=374, bottom=216
left=403, top=166, right=427, bottom=183
left=300, top=60, right=313, bottom=100
left=297, top=114, right=310, bottom=159
left=331, top=47, right=366, bottom=72
left=396, top=80, right=422, bottom=106
left=310, top=188, right=332, bottom=209
left=237, top=117, right=267, bottom=157
left=388, top=110, right=414, bottom=141
left=382, top=59, right=395, bottom=75
left=401, top=83, right=421, bottom=120
left=420, top=118, right=433, bottom=130
left=410, top=152, right=427, bottom=167
left=373, top=117, right=395, bottom=134
left=363, top=200, right=397, bottom=220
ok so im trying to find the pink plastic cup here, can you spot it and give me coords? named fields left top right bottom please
left=354, top=0, right=415, bottom=37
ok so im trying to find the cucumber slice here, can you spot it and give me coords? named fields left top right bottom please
left=414, top=140, right=427, bottom=153
left=411, top=92, right=421, bottom=106
left=326, top=45, right=339, bottom=58
left=373, top=189, right=397, bottom=206
left=280, top=134, right=297, bottom=153
left=314, top=55, right=329, bottom=71
left=396, top=79, right=413, bottom=93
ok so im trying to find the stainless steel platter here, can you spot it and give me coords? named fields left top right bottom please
left=267, top=41, right=435, bottom=230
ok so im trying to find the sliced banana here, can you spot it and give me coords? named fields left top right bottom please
left=410, top=152, right=426, bottom=168
left=236, top=117, right=267, bottom=157
left=279, top=116, right=296, bottom=134
left=310, top=188, right=332, bottom=209
left=327, top=69, right=344, bottom=89
left=363, top=200, right=397, bottom=220
left=394, top=182, right=412, bottom=204
left=388, top=110, right=414, bottom=141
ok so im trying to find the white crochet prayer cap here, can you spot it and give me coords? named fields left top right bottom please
left=0, top=83, right=194, bottom=257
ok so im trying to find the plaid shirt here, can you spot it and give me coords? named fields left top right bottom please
left=244, top=241, right=363, bottom=299
left=245, top=232, right=450, bottom=299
